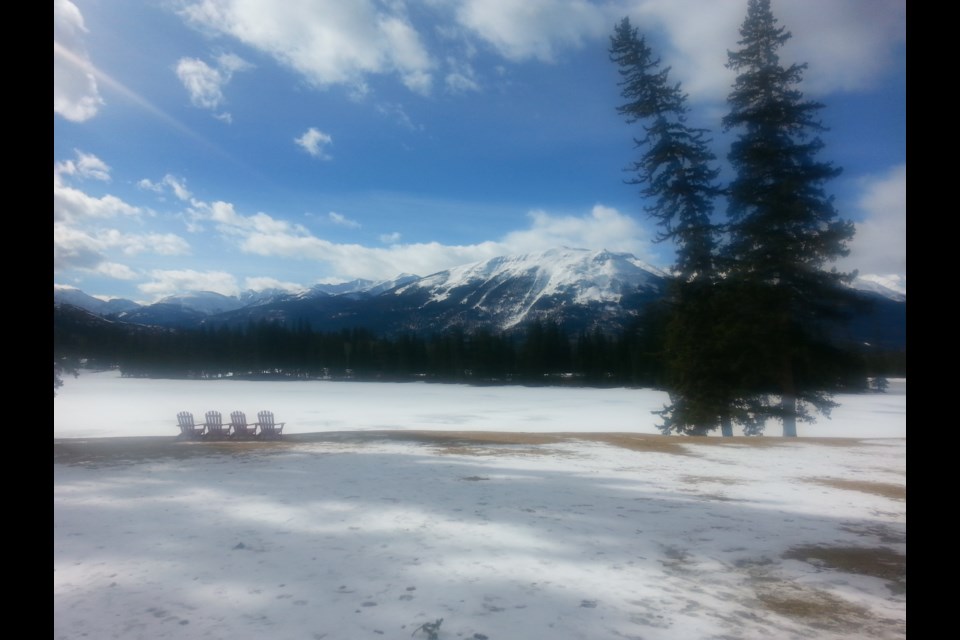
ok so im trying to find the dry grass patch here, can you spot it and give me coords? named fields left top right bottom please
left=755, top=581, right=871, bottom=622
left=806, top=478, right=906, bottom=501
left=745, top=553, right=906, bottom=638
left=752, top=581, right=906, bottom=639
left=692, top=436, right=882, bottom=449
left=55, top=431, right=903, bottom=467
left=568, top=433, right=695, bottom=456
left=783, top=545, right=906, bottom=594
left=349, top=430, right=567, bottom=447
left=53, top=437, right=290, bottom=466
left=840, top=522, right=906, bottom=545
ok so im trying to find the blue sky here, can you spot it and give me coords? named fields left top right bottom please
left=54, top=0, right=905, bottom=303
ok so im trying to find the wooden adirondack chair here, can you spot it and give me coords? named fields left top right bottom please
left=204, top=410, right=230, bottom=439
left=176, top=412, right=205, bottom=439
left=229, top=411, right=258, bottom=439
left=257, top=411, right=285, bottom=439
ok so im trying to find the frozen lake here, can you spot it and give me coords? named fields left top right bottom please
left=54, top=370, right=906, bottom=439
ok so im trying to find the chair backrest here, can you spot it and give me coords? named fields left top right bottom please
left=177, top=412, right=195, bottom=427
left=230, top=411, right=247, bottom=426
left=206, top=410, right=223, bottom=427
left=258, top=411, right=275, bottom=430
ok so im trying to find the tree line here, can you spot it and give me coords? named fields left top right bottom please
left=54, top=300, right=899, bottom=393
left=53, top=304, right=672, bottom=386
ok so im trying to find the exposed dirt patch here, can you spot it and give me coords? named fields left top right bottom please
left=756, top=581, right=870, bottom=620
left=743, top=551, right=907, bottom=639
left=753, top=581, right=895, bottom=635
left=840, top=523, right=906, bottom=545
left=783, top=545, right=906, bottom=594
left=805, top=478, right=906, bottom=501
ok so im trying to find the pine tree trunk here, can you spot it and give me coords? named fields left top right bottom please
left=720, top=414, right=733, bottom=437
left=780, top=393, right=797, bottom=437
left=779, top=316, right=798, bottom=437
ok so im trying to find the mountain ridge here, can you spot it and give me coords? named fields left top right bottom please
left=54, top=248, right=905, bottom=348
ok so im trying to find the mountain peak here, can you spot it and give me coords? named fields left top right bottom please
left=399, top=247, right=667, bottom=329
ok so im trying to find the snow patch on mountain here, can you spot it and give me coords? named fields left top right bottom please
left=850, top=274, right=906, bottom=301
left=54, top=285, right=141, bottom=314
left=398, top=248, right=667, bottom=329
left=156, top=291, right=244, bottom=315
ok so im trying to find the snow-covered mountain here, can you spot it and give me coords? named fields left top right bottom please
left=53, top=247, right=905, bottom=348
left=396, top=248, right=667, bottom=330
left=850, top=274, right=906, bottom=302
left=54, top=285, right=140, bottom=315
left=301, top=274, right=420, bottom=299
left=155, top=291, right=245, bottom=315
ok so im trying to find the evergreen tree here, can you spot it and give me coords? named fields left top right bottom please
left=610, top=18, right=738, bottom=435
left=609, top=17, right=720, bottom=281
left=722, top=0, right=855, bottom=436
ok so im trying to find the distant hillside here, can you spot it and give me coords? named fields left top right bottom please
left=54, top=247, right=905, bottom=350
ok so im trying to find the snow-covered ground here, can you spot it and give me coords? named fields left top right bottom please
left=55, top=372, right=906, bottom=639
left=53, top=370, right=906, bottom=439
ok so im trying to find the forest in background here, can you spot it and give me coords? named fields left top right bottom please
left=54, top=301, right=903, bottom=389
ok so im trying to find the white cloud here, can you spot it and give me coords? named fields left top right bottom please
left=169, top=0, right=902, bottom=107
left=175, top=53, right=251, bottom=117
left=178, top=0, right=433, bottom=93
left=54, top=170, right=141, bottom=223
left=501, top=205, right=651, bottom=257
left=380, top=232, right=402, bottom=244
left=328, top=212, right=361, bottom=229
left=176, top=58, right=223, bottom=108
left=775, top=0, right=905, bottom=94
left=54, top=223, right=112, bottom=271
left=139, top=269, right=240, bottom=299
left=376, top=103, right=418, bottom=130
left=244, top=276, right=306, bottom=293
left=839, top=163, right=906, bottom=278
left=54, top=152, right=192, bottom=279
left=380, top=15, right=434, bottom=94
left=445, top=58, right=480, bottom=93
left=402, top=70, right=433, bottom=95
left=455, top=0, right=610, bottom=62
left=216, top=52, right=252, bottom=75
left=192, top=193, right=655, bottom=282
left=139, top=174, right=193, bottom=201
left=625, top=0, right=906, bottom=101
left=97, top=229, right=191, bottom=257
left=166, top=176, right=193, bottom=201
left=54, top=223, right=188, bottom=275
left=55, top=150, right=111, bottom=182
left=188, top=200, right=310, bottom=238
left=295, top=127, right=334, bottom=159
left=54, top=0, right=104, bottom=121
left=93, top=262, right=140, bottom=280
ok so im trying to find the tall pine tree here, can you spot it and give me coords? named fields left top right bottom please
left=609, top=17, right=720, bottom=282
left=610, top=18, right=745, bottom=436
left=722, top=0, right=855, bottom=437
